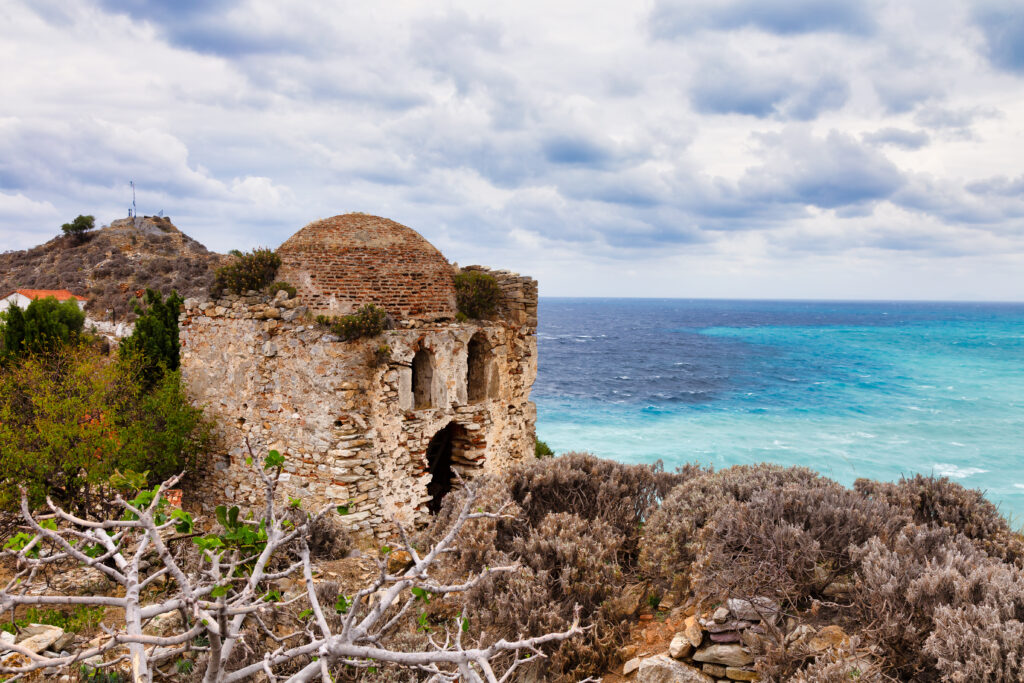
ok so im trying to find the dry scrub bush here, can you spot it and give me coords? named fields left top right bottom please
left=787, top=642, right=890, bottom=683
left=640, top=464, right=827, bottom=591
left=925, top=601, right=1024, bottom=683
left=855, top=474, right=1024, bottom=564
left=423, top=453, right=671, bottom=681
left=693, top=484, right=907, bottom=611
left=850, top=523, right=1020, bottom=680
left=504, top=451, right=683, bottom=566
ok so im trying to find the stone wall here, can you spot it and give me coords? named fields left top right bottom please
left=459, top=266, right=539, bottom=328
left=179, top=275, right=538, bottom=540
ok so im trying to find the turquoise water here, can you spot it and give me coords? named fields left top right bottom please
left=533, top=299, right=1024, bottom=522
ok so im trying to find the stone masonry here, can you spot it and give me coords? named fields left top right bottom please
left=179, top=214, right=539, bottom=539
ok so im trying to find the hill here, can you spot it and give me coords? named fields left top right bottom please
left=0, top=216, right=224, bottom=320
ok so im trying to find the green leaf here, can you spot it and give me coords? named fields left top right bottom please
left=460, top=616, right=469, bottom=632
left=336, top=504, right=350, bottom=515
left=215, top=505, right=228, bottom=529
left=263, top=590, right=282, bottom=603
left=334, top=594, right=351, bottom=614
left=171, top=509, right=194, bottom=534
left=210, top=584, right=229, bottom=598
left=298, top=608, right=314, bottom=620
left=289, top=497, right=301, bottom=509
left=193, top=535, right=225, bottom=551
left=227, top=506, right=239, bottom=529
left=264, top=450, right=285, bottom=469
left=40, top=518, right=57, bottom=531
left=410, top=587, right=430, bottom=603
left=245, top=456, right=253, bottom=466
left=380, top=545, right=391, bottom=555
left=417, top=611, right=430, bottom=632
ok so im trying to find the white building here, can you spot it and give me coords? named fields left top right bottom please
left=0, top=289, right=88, bottom=313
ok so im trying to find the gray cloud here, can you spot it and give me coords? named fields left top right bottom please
left=740, top=130, right=906, bottom=209
left=650, top=0, right=876, bottom=38
left=973, top=1, right=1024, bottom=74
left=863, top=128, right=931, bottom=150
left=689, top=59, right=849, bottom=120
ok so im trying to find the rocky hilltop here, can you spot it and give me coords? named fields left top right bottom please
left=0, top=216, right=224, bottom=320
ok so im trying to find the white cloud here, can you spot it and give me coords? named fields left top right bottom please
left=0, top=0, right=1022, bottom=299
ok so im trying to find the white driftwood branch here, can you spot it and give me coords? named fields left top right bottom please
left=0, top=462, right=583, bottom=683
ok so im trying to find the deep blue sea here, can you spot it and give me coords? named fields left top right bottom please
left=533, top=299, right=1024, bottom=524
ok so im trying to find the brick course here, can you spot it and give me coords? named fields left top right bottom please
left=277, top=213, right=457, bottom=320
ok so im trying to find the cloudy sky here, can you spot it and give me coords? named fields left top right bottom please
left=1, top=0, right=1023, bottom=300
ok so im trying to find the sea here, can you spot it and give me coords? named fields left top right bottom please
left=533, top=298, right=1024, bottom=524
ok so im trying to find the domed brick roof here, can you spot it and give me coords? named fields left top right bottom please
left=277, top=213, right=457, bottom=321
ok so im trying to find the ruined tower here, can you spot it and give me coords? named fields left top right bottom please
left=180, top=213, right=538, bottom=538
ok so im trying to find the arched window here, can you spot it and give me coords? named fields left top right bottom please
left=466, top=333, right=491, bottom=403
left=412, top=348, right=434, bottom=409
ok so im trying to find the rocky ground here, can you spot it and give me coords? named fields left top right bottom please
left=0, top=216, right=224, bottom=321
left=603, top=591, right=878, bottom=683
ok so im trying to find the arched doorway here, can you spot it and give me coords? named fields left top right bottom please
left=412, top=349, right=434, bottom=409
left=466, top=333, right=492, bottom=403
left=425, top=422, right=468, bottom=514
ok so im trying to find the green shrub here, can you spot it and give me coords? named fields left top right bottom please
left=454, top=270, right=501, bottom=319
left=268, top=281, right=297, bottom=298
left=0, top=344, right=213, bottom=516
left=118, top=289, right=183, bottom=388
left=316, top=304, right=388, bottom=341
left=212, top=248, right=281, bottom=295
left=0, top=297, right=85, bottom=363
left=61, top=214, right=94, bottom=241
left=535, top=438, right=554, bottom=458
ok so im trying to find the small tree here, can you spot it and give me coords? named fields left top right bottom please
left=60, top=214, right=95, bottom=241
left=0, top=297, right=85, bottom=363
left=119, top=288, right=184, bottom=387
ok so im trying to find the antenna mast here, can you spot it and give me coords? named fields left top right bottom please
left=130, top=180, right=136, bottom=218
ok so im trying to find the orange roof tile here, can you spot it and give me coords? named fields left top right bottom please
left=7, top=289, right=88, bottom=302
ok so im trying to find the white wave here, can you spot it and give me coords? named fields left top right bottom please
left=934, top=463, right=987, bottom=479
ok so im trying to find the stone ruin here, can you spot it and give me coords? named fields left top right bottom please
left=179, top=214, right=539, bottom=539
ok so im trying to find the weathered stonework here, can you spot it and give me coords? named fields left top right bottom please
left=180, top=215, right=538, bottom=539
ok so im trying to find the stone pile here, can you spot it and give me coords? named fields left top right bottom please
left=622, top=596, right=866, bottom=682
left=624, top=597, right=778, bottom=682
left=0, top=624, right=74, bottom=670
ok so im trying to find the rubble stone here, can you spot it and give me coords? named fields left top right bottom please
left=693, top=644, right=755, bottom=667
left=638, top=655, right=714, bottom=683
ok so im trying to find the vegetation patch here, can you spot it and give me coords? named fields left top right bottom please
left=454, top=270, right=501, bottom=319
left=0, top=296, right=85, bottom=364
left=315, top=304, right=388, bottom=341
left=268, top=280, right=297, bottom=298
left=212, top=248, right=281, bottom=295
